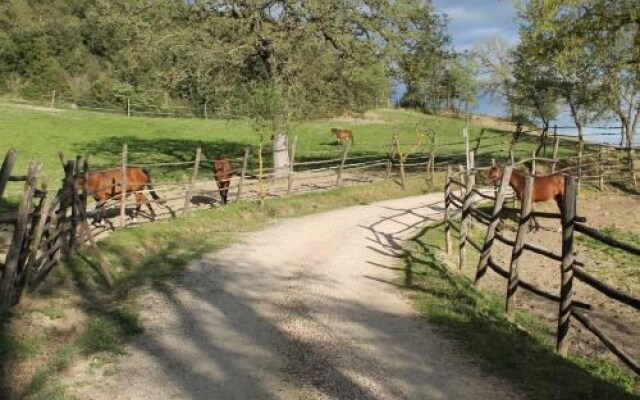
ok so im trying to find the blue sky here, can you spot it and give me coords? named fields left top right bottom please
left=432, top=0, right=519, bottom=52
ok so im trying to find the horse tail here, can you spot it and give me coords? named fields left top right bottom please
left=142, top=168, right=165, bottom=204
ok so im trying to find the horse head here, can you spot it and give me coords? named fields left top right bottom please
left=488, top=164, right=505, bottom=183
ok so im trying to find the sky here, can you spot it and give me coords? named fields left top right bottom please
left=432, top=0, right=519, bottom=52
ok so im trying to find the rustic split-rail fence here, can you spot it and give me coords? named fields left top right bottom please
left=444, top=162, right=640, bottom=376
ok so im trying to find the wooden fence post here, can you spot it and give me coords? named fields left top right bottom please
left=0, top=161, right=41, bottom=309
left=183, top=147, right=202, bottom=215
left=204, top=101, right=208, bottom=120
left=577, top=139, right=583, bottom=194
left=393, top=137, right=407, bottom=189
left=598, top=145, right=605, bottom=191
left=475, top=166, right=513, bottom=288
left=336, top=141, right=351, bottom=186
left=531, top=150, right=536, bottom=175
left=258, top=143, right=265, bottom=206
left=78, top=155, right=90, bottom=248
left=236, top=147, right=250, bottom=202
left=0, top=149, right=18, bottom=200
left=469, top=150, right=476, bottom=186
left=287, top=135, right=297, bottom=194
left=385, top=134, right=396, bottom=179
left=458, top=172, right=474, bottom=270
left=51, top=90, right=56, bottom=109
left=61, top=161, right=74, bottom=255
left=68, top=155, right=82, bottom=257
left=552, top=137, right=560, bottom=172
left=510, top=149, right=515, bottom=166
left=430, top=133, right=437, bottom=183
left=19, top=183, right=50, bottom=302
left=120, top=143, right=128, bottom=227
left=444, top=165, right=452, bottom=255
left=127, top=98, right=130, bottom=117
left=557, top=174, right=576, bottom=356
left=506, top=175, right=534, bottom=321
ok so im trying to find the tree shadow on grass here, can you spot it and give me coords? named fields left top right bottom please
left=73, top=136, right=253, bottom=166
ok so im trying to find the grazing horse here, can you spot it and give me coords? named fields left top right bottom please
left=331, top=128, right=354, bottom=146
left=76, top=167, right=163, bottom=225
left=488, top=165, right=565, bottom=231
left=213, top=156, right=232, bottom=204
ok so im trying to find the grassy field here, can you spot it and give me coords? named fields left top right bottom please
left=0, top=102, right=517, bottom=186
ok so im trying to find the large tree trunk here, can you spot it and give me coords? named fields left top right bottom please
left=272, top=133, right=290, bottom=178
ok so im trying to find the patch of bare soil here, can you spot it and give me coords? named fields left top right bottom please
left=450, top=187, right=640, bottom=377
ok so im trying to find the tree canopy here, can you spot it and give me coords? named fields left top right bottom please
left=0, top=0, right=451, bottom=122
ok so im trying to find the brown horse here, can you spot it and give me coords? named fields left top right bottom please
left=488, top=165, right=564, bottom=231
left=331, top=128, right=354, bottom=146
left=214, top=156, right=232, bottom=204
left=76, top=167, right=162, bottom=224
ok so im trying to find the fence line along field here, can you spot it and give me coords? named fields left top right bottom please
left=0, top=104, right=638, bottom=397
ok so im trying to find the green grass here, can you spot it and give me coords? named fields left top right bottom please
left=0, top=102, right=516, bottom=191
left=401, top=223, right=639, bottom=399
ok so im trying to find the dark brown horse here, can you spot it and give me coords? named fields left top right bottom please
left=76, top=167, right=162, bottom=224
left=488, top=165, right=565, bottom=231
left=214, top=156, right=232, bottom=204
left=331, top=128, right=354, bottom=146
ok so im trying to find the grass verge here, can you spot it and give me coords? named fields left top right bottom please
left=401, top=222, right=639, bottom=400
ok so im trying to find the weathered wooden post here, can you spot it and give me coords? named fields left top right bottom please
left=458, top=172, right=474, bottom=270
left=598, top=145, right=605, bottom=191
left=444, top=165, right=452, bottom=255
left=204, top=101, right=208, bottom=120
left=336, top=141, right=351, bottom=186
left=531, top=150, right=537, bottom=175
left=0, top=149, right=18, bottom=200
left=468, top=150, right=476, bottom=186
left=577, top=139, right=584, bottom=194
left=19, top=182, right=51, bottom=302
left=510, top=149, right=515, bottom=166
left=61, top=160, right=74, bottom=255
left=236, top=147, right=250, bottom=202
left=50, top=90, right=56, bottom=109
left=287, top=135, right=297, bottom=194
left=557, top=174, right=576, bottom=356
left=258, top=143, right=265, bottom=206
left=68, top=155, right=82, bottom=256
left=120, top=143, right=128, bottom=227
left=475, top=166, right=513, bottom=288
left=127, top=98, right=131, bottom=117
left=78, top=154, right=90, bottom=248
left=393, top=138, right=407, bottom=189
left=430, top=133, right=437, bottom=183
left=506, top=175, right=534, bottom=321
left=552, top=137, right=560, bottom=172
left=0, top=161, right=41, bottom=309
left=71, top=182, right=114, bottom=288
left=385, top=134, right=397, bottom=179
left=183, top=147, right=202, bottom=215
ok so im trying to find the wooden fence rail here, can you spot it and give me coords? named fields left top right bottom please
left=444, top=168, right=639, bottom=376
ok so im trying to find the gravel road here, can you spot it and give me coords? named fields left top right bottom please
left=70, top=193, right=525, bottom=400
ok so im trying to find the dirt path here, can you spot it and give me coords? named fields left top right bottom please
left=68, top=194, right=525, bottom=400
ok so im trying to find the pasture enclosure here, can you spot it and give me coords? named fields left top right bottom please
left=444, top=166, right=640, bottom=376
left=0, top=119, right=638, bottom=313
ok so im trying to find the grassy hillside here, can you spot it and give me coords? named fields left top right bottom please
left=0, top=103, right=514, bottom=186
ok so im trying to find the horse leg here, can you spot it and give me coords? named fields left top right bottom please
left=555, top=194, right=564, bottom=232
left=140, top=193, right=156, bottom=220
left=221, top=183, right=229, bottom=205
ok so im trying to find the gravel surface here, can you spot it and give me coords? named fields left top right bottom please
left=69, top=193, right=525, bottom=400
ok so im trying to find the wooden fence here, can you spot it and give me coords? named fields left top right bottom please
left=444, top=167, right=640, bottom=376
left=0, top=136, right=437, bottom=311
